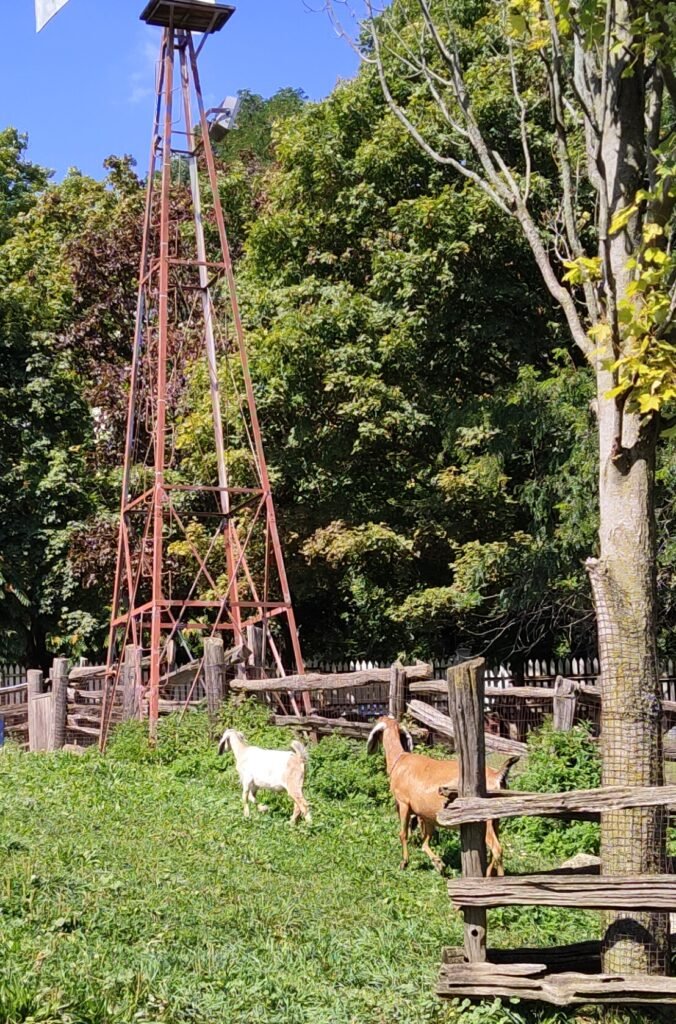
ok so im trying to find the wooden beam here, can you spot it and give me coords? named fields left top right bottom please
left=69, top=664, right=107, bottom=681
left=447, top=873, right=676, bottom=911
left=0, top=704, right=30, bottom=720
left=438, top=784, right=676, bottom=826
left=437, top=962, right=676, bottom=1006
left=273, top=714, right=377, bottom=739
left=0, top=682, right=28, bottom=695
left=231, top=662, right=432, bottom=693
left=407, top=699, right=527, bottom=757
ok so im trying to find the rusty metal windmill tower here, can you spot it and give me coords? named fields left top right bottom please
left=101, top=0, right=306, bottom=745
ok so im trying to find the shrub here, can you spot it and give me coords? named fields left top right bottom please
left=504, top=719, right=601, bottom=863
left=308, top=734, right=391, bottom=803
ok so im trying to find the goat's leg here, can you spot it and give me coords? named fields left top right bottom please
left=288, top=783, right=311, bottom=824
left=299, top=793, right=311, bottom=823
left=485, top=819, right=504, bottom=877
left=247, top=786, right=269, bottom=813
left=242, top=783, right=252, bottom=819
left=420, top=819, right=445, bottom=874
left=398, top=802, right=411, bottom=870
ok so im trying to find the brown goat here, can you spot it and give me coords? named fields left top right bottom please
left=367, top=716, right=518, bottom=875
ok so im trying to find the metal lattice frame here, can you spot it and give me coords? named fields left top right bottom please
left=101, top=19, right=306, bottom=746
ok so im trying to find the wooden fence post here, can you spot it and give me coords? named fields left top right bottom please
left=122, top=645, right=143, bottom=721
left=27, top=669, right=51, bottom=752
left=27, top=669, right=43, bottom=702
left=51, top=658, right=69, bottom=751
left=448, top=657, right=487, bottom=964
left=204, top=638, right=226, bottom=732
left=389, top=662, right=406, bottom=721
left=246, top=624, right=265, bottom=679
left=553, top=675, right=577, bottom=731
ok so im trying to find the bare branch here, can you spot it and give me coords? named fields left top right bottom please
left=364, top=8, right=513, bottom=214
left=512, top=197, right=595, bottom=360
left=540, top=15, right=600, bottom=322
left=333, top=0, right=595, bottom=362
left=507, top=37, right=532, bottom=205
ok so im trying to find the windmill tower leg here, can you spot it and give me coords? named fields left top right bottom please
left=100, top=8, right=308, bottom=749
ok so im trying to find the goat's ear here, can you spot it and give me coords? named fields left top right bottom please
left=366, top=721, right=385, bottom=754
left=399, top=727, right=414, bottom=752
left=217, top=733, right=229, bottom=755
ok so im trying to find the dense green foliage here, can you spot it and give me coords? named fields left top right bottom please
left=0, top=14, right=675, bottom=669
left=0, top=705, right=647, bottom=1024
left=0, top=137, right=143, bottom=664
left=504, top=721, right=601, bottom=862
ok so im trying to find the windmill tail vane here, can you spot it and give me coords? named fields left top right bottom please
left=35, top=0, right=70, bottom=31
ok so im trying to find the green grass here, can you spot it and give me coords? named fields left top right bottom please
left=0, top=704, right=667, bottom=1024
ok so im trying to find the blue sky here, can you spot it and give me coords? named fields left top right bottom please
left=1, top=1, right=359, bottom=181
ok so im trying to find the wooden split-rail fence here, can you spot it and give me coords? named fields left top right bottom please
left=436, top=658, right=676, bottom=1007
left=4, top=647, right=676, bottom=756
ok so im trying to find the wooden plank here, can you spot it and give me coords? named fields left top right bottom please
left=272, top=714, right=384, bottom=740
left=415, top=681, right=602, bottom=700
left=231, top=662, right=432, bottom=693
left=0, top=682, right=28, bottom=696
left=438, top=784, right=676, bottom=826
left=437, top=963, right=676, bottom=1006
left=28, top=692, right=54, bottom=752
left=407, top=699, right=527, bottom=756
left=159, top=659, right=201, bottom=690
left=448, top=658, right=487, bottom=964
left=69, top=664, right=107, bottom=681
left=447, top=873, right=676, bottom=911
left=0, top=704, right=30, bottom=720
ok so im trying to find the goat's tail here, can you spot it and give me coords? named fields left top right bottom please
left=496, top=755, right=520, bottom=789
left=291, top=740, right=309, bottom=763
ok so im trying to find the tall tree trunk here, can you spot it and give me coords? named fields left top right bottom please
left=585, top=0, right=669, bottom=975
left=588, top=374, right=668, bottom=975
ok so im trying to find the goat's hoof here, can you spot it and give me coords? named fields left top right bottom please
left=257, top=804, right=269, bottom=813
left=399, top=861, right=408, bottom=871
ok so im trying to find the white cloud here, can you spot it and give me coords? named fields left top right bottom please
left=128, top=30, right=159, bottom=105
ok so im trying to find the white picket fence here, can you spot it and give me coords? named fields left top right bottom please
left=0, top=664, right=27, bottom=705
left=305, top=656, right=601, bottom=687
left=306, top=655, right=676, bottom=700
left=0, top=663, right=27, bottom=686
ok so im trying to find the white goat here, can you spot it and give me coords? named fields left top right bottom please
left=218, top=729, right=312, bottom=823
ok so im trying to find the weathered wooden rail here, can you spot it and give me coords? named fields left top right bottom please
left=438, top=784, right=676, bottom=826
left=407, top=698, right=527, bottom=756
left=447, top=874, right=676, bottom=912
left=437, top=962, right=676, bottom=1006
